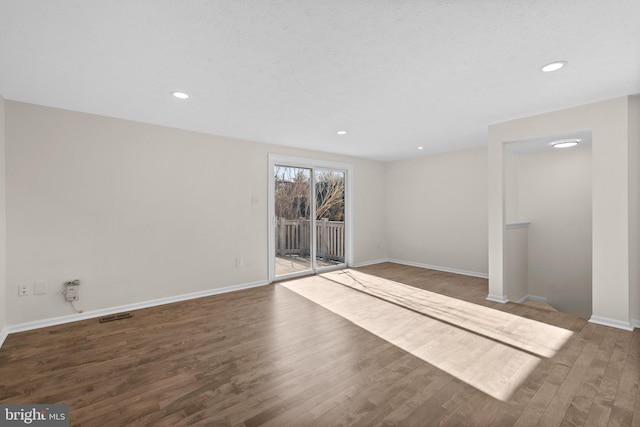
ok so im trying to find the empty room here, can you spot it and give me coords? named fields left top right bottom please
left=0, top=1, right=639, bottom=426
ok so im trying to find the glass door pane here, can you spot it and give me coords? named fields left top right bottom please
left=274, top=165, right=312, bottom=277
left=315, top=169, right=346, bottom=270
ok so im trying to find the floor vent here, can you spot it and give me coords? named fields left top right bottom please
left=99, top=313, right=132, bottom=323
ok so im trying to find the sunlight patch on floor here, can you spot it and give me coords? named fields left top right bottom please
left=275, top=255, right=339, bottom=276
left=280, top=272, right=572, bottom=401
left=322, top=269, right=573, bottom=358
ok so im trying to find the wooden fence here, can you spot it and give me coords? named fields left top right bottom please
left=276, top=218, right=345, bottom=262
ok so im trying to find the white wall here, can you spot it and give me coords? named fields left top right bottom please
left=353, top=160, right=388, bottom=264
left=504, top=151, right=520, bottom=222
left=518, top=146, right=592, bottom=318
left=5, top=101, right=387, bottom=325
left=4, top=97, right=636, bottom=330
left=386, top=147, right=488, bottom=276
left=504, top=226, right=528, bottom=302
left=630, top=95, right=640, bottom=324
left=489, top=96, right=632, bottom=329
left=0, top=95, right=6, bottom=334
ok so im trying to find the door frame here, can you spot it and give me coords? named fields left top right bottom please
left=268, top=154, right=354, bottom=283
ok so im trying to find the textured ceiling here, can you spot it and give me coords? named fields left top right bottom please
left=0, top=1, right=639, bottom=161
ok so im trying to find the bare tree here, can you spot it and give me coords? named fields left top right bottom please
left=274, top=166, right=310, bottom=219
left=274, top=167, right=344, bottom=221
left=315, top=170, right=344, bottom=220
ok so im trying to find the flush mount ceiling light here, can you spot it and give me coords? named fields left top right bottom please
left=171, top=91, right=189, bottom=99
left=417, top=146, right=424, bottom=150
left=541, top=61, right=567, bottom=72
left=336, top=130, right=347, bottom=135
left=551, top=138, right=580, bottom=148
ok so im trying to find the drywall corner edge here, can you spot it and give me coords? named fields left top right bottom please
left=589, top=315, right=634, bottom=331
left=351, top=258, right=390, bottom=268
left=516, top=295, right=548, bottom=304
left=486, top=294, right=509, bottom=303
left=387, top=258, right=488, bottom=279
left=0, top=327, right=8, bottom=348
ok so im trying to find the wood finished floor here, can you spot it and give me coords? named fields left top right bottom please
left=0, top=262, right=638, bottom=426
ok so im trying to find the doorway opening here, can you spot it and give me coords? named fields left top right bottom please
left=503, top=130, right=593, bottom=318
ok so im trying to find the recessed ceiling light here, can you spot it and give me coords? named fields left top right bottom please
left=337, top=130, right=347, bottom=135
left=417, top=146, right=424, bottom=150
left=171, top=91, right=189, bottom=99
left=551, top=138, right=580, bottom=148
left=541, top=61, right=567, bottom=72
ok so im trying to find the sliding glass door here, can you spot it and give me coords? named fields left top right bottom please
left=274, top=166, right=313, bottom=277
left=269, top=155, right=351, bottom=281
left=314, top=169, right=346, bottom=270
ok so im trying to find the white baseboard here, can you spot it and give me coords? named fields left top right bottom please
left=388, top=258, right=488, bottom=279
left=351, top=258, right=390, bottom=268
left=0, top=327, right=8, bottom=348
left=516, top=295, right=548, bottom=304
left=2, top=279, right=270, bottom=343
left=589, top=315, right=634, bottom=331
left=486, top=294, right=509, bottom=303
left=632, top=319, right=640, bottom=329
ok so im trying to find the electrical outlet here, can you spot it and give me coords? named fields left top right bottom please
left=64, top=284, right=79, bottom=301
left=18, top=284, right=29, bottom=296
left=34, top=280, right=47, bottom=295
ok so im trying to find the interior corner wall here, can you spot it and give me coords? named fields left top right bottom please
left=0, top=95, right=6, bottom=333
left=489, top=96, right=631, bottom=326
left=353, top=160, right=388, bottom=264
left=4, top=101, right=387, bottom=326
left=504, top=227, right=528, bottom=302
left=517, top=146, right=592, bottom=318
left=504, top=151, right=520, bottom=223
left=629, top=95, right=640, bottom=324
left=386, top=146, right=488, bottom=276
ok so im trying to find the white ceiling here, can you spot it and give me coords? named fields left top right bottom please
left=0, top=1, right=638, bottom=161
